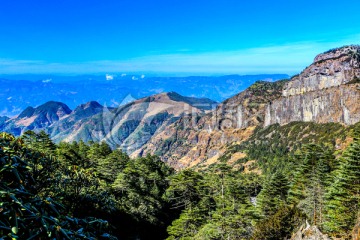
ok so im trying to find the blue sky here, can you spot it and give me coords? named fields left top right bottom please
left=0, top=0, right=359, bottom=75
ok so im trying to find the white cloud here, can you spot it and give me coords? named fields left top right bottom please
left=106, top=74, right=114, bottom=80
left=42, top=78, right=52, bottom=83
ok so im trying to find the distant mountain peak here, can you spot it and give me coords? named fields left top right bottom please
left=0, top=116, right=9, bottom=125
left=36, top=101, right=71, bottom=113
left=75, top=101, right=103, bottom=110
left=17, top=101, right=71, bottom=120
left=167, top=92, right=218, bottom=111
left=18, top=106, right=35, bottom=119
left=0, top=74, right=288, bottom=117
left=135, top=91, right=217, bottom=111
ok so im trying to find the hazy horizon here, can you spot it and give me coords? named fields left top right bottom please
left=1, top=0, right=359, bottom=75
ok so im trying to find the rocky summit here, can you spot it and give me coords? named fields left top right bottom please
left=266, top=45, right=360, bottom=126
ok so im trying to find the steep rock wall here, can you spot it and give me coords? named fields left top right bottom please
left=265, top=45, right=360, bottom=127
left=283, top=45, right=360, bottom=97
left=265, top=84, right=360, bottom=126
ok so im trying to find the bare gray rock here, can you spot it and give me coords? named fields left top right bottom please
left=291, top=221, right=331, bottom=240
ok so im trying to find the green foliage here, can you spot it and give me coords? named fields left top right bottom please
left=167, top=207, right=209, bottom=239
left=2, top=120, right=359, bottom=238
left=257, top=170, right=289, bottom=217
left=165, top=169, right=205, bottom=210
left=221, top=121, right=348, bottom=174
left=166, top=164, right=258, bottom=239
left=288, top=144, right=335, bottom=226
left=324, top=127, right=360, bottom=237
left=0, top=133, right=116, bottom=239
left=248, top=80, right=289, bottom=98
left=112, top=155, right=174, bottom=224
left=97, top=149, right=129, bottom=183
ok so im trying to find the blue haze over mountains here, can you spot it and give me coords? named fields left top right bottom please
left=0, top=74, right=288, bottom=116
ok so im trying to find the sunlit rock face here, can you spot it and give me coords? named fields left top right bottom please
left=283, top=45, right=360, bottom=97
left=265, top=45, right=360, bottom=127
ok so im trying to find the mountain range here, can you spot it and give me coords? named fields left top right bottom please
left=0, top=45, right=359, bottom=171
left=0, top=74, right=288, bottom=116
left=0, top=92, right=217, bottom=154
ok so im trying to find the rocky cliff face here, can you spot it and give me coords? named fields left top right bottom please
left=265, top=45, right=360, bottom=127
left=283, top=45, right=360, bottom=97
left=265, top=84, right=360, bottom=126
left=136, top=46, right=360, bottom=169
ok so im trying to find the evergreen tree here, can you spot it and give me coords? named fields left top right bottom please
left=112, top=155, right=174, bottom=224
left=252, top=205, right=305, bottom=240
left=166, top=207, right=209, bottom=240
left=257, top=170, right=289, bottom=217
left=324, top=128, right=360, bottom=236
left=20, top=130, right=60, bottom=195
left=288, top=144, right=334, bottom=226
left=167, top=164, right=257, bottom=239
left=87, top=141, right=112, bottom=163
left=22, top=130, right=56, bottom=155
left=165, top=169, right=205, bottom=210
left=97, top=149, right=129, bottom=183
left=204, top=164, right=257, bottom=239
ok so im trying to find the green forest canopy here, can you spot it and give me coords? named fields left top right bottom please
left=0, top=121, right=359, bottom=239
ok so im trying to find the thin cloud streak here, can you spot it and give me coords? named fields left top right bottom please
left=1, top=36, right=359, bottom=75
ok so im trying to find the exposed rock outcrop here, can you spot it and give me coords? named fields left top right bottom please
left=265, top=45, right=360, bottom=127
left=283, top=45, right=360, bottom=97
left=353, top=216, right=360, bottom=240
left=291, top=222, right=330, bottom=240
left=265, top=84, right=360, bottom=126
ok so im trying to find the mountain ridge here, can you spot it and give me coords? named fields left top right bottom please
left=0, top=92, right=217, bottom=155
left=0, top=46, right=359, bottom=171
left=133, top=45, right=360, bottom=169
left=0, top=74, right=288, bottom=116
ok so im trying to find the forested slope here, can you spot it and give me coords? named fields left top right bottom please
left=1, top=123, right=359, bottom=239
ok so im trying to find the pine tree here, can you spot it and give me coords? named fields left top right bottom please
left=288, top=144, right=334, bottom=226
left=200, top=164, right=257, bottom=239
left=324, top=128, right=360, bottom=236
left=97, top=149, right=129, bottom=183
left=165, top=169, right=205, bottom=210
left=257, top=170, right=289, bottom=217
left=112, top=155, right=174, bottom=224
left=22, top=130, right=56, bottom=155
